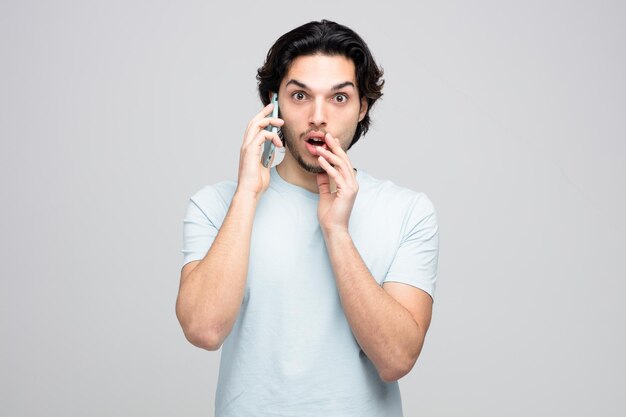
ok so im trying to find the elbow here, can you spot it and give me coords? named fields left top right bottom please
left=379, top=329, right=427, bottom=382
left=183, top=326, right=223, bottom=351
left=378, top=350, right=419, bottom=383
left=379, top=364, right=412, bottom=383
left=176, top=306, right=224, bottom=351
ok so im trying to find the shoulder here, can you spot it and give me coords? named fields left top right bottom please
left=188, top=179, right=237, bottom=216
left=356, top=169, right=436, bottom=217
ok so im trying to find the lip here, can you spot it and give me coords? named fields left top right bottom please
left=305, top=140, right=328, bottom=155
left=303, top=131, right=328, bottom=156
left=305, top=131, right=326, bottom=140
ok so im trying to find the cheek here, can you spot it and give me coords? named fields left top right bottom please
left=337, top=111, right=361, bottom=131
left=280, top=109, right=308, bottom=137
left=280, top=119, right=299, bottom=141
left=278, top=107, right=298, bottom=126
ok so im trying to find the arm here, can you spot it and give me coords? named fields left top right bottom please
left=314, top=133, right=434, bottom=382
left=176, top=191, right=258, bottom=350
left=323, top=230, right=432, bottom=382
left=175, top=103, right=283, bottom=350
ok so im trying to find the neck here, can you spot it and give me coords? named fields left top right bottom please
left=276, top=154, right=337, bottom=194
left=276, top=151, right=337, bottom=194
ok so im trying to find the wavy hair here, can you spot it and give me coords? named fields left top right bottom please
left=257, top=20, right=384, bottom=149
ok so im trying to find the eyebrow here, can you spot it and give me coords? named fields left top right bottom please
left=285, top=79, right=356, bottom=91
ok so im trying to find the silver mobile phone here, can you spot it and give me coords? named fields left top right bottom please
left=261, top=93, right=279, bottom=168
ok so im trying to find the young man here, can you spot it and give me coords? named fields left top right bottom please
left=176, top=20, right=439, bottom=416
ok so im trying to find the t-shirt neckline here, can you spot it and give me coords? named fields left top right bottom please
left=270, top=166, right=361, bottom=201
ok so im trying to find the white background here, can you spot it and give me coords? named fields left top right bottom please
left=2, top=1, right=624, bottom=415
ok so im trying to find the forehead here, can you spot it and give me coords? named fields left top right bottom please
left=282, top=54, right=357, bottom=89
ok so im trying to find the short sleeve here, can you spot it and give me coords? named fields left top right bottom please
left=181, top=187, right=220, bottom=267
left=383, top=193, right=439, bottom=300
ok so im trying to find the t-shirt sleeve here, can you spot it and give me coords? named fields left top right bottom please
left=181, top=187, right=220, bottom=267
left=383, top=193, right=439, bottom=300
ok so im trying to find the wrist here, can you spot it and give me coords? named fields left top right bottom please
left=233, top=188, right=261, bottom=205
left=321, top=225, right=351, bottom=240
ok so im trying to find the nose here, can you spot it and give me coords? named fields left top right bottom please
left=308, top=97, right=327, bottom=128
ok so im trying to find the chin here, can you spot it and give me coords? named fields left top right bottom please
left=283, top=137, right=325, bottom=174
left=296, top=157, right=326, bottom=174
left=303, top=165, right=326, bottom=174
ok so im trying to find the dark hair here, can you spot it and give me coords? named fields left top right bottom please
left=257, top=20, right=384, bottom=149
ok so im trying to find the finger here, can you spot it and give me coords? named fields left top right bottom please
left=242, top=130, right=282, bottom=157
left=244, top=120, right=284, bottom=148
left=244, top=104, right=273, bottom=138
left=323, top=132, right=346, bottom=156
left=254, top=130, right=283, bottom=151
left=244, top=103, right=283, bottom=141
left=315, top=146, right=351, bottom=176
left=316, top=146, right=357, bottom=184
left=323, top=133, right=354, bottom=172
left=250, top=102, right=276, bottom=124
left=318, top=155, right=347, bottom=190
left=245, top=117, right=283, bottom=142
left=316, top=172, right=331, bottom=196
left=256, top=116, right=284, bottom=130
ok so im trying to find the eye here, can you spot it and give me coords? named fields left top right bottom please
left=334, top=93, right=348, bottom=103
left=292, top=91, right=306, bottom=101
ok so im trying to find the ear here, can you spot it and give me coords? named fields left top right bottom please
left=358, top=96, right=368, bottom=122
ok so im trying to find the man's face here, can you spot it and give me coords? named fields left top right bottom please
left=277, top=54, right=368, bottom=174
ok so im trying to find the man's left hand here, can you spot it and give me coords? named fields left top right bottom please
left=315, top=132, right=358, bottom=235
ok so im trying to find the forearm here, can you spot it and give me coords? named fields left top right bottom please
left=176, top=191, right=258, bottom=349
left=323, top=229, right=424, bottom=382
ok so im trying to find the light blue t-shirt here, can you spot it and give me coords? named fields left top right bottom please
left=182, top=166, right=439, bottom=417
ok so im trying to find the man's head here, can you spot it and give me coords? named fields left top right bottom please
left=257, top=20, right=384, bottom=152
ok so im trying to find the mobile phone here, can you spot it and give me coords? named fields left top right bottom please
left=261, top=93, right=279, bottom=168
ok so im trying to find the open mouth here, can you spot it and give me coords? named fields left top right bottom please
left=306, top=138, right=325, bottom=146
left=305, top=137, right=328, bottom=155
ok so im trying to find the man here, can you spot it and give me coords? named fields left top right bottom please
left=176, top=20, right=439, bottom=416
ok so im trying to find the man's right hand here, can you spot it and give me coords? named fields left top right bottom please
left=236, top=102, right=284, bottom=199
